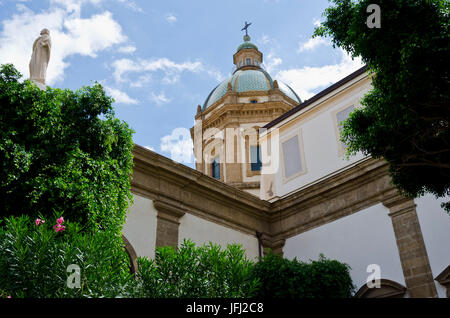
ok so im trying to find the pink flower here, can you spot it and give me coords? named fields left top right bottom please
left=35, top=218, right=41, bottom=226
left=7, top=296, right=11, bottom=298
left=56, top=216, right=64, bottom=224
left=53, top=223, right=66, bottom=233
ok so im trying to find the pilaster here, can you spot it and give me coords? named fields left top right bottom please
left=383, top=195, right=437, bottom=297
left=153, top=200, right=186, bottom=248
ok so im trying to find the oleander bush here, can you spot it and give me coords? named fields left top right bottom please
left=0, top=215, right=135, bottom=298
left=250, top=251, right=355, bottom=298
left=134, top=239, right=260, bottom=298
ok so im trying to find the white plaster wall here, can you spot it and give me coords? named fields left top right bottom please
left=273, top=96, right=367, bottom=198
left=283, top=203, right=405, bottom=293
left=415, top=194, right=450, bottom=298
left=122, top=194, right=158, bottom=259
left=263, top=77, right=372, bottom=199
left=179, top=213, right=259, bottom=260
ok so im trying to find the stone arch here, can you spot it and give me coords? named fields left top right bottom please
left=435, top=265, right=450, bottom=298
left=122, top=235, right=138, bottom=274
left=354, top=279, right=407, bottom=298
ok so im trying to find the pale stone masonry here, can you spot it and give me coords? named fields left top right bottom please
left=383, top=198, right=437, bottom=297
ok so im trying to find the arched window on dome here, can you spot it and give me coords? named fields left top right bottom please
left=239, top=61, right=242, bottom=67
left=246, top=58, right=251, bottom=66
left=254, top=60, right=259, bottom=66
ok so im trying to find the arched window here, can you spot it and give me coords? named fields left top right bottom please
left=250, top=145, right=262, bottom=171
left=212, top=156, right=220, bottom=180
left=122, top=235, right=138, bottom=274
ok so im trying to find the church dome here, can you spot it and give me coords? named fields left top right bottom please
left=202, top=68, right=301, bottom=110
left=236, top=41, right=258, bottom=52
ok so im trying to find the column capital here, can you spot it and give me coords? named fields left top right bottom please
left=260, top=233, right=285, bottom=257
left=153, top=200, right=186, bottom=223
left=381, top=191, right=416, bottom=217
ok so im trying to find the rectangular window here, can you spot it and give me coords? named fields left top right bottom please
left=336, top=105, right=355, bottom=150
left=250, top=145, right=262, bottom=171
left=246, top=58, right=251, bottom=65
left=282, top=135, right=303, bottom=179
left=212, top=157, right=220, bottom=180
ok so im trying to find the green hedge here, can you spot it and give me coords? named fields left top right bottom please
left=134, top=239, right=260, bottom=298
left=250, top=251, right=355, bottom=298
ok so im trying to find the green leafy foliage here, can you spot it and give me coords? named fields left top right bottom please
left=250, top=252, right=355, bottom=298
left=134, top=239, right=260, bottom=298
left=0, top=64, right=135, bottom=232
left=314, top=0, right=450, bottom=212
left=0, top=215, right=135, bottom=298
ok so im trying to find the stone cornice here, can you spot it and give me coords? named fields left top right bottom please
left=131, top=144, right=271, bottom=237
left=201, top=102, right=292, bottom=131
left=268, top=158, right=395, bottom=239
left=200, top=90, right=296, bottom=120
left=131, top=145, right=400, bottom=244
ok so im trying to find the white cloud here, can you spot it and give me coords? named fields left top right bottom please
left=258, top=34, right=273, bottom=45
left=112, top=57, right=202, bottom=84
left=160, top=128, right=194, bottom=163
left=104, top=85, right=138, bottom=104
left=165, top=13, right=177, bottom=24
left=275, top=49, right=364, bottom=100
left=298, top=36, right=330, bottom=52
left=117, top=0, right=143, bottom=13
left=265, top=53, right=282, bottom=73
left=0, top=1, right=127, bottom=84
left=130, top=74, right=152, bottom=88
left=312, top=18, right=322, bottom=27
left=150, top=91, right=171, bottom=106
left=117, top=45, right=136, bottom=54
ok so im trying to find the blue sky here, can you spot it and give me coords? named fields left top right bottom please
left=0, top=0, right=363, bottom=168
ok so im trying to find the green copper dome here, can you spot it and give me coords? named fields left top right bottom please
left=236, top=41, right=258, bottom=52
left=202, top=68, right=301, bottom=110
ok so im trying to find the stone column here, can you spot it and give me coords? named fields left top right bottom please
left=383, top=196, right=437, bottom=297
left=153, top=201, right=186, bottom=248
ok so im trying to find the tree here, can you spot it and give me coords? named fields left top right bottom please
left=314, top=0, right=450, bottom=212
left=0, top=64, right=135, bottom=233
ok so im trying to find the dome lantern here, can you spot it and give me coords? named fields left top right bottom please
left=233, top=22, right=262, bottom=70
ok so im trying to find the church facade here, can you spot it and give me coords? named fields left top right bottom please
left=122, top=34, right=450, bottom=298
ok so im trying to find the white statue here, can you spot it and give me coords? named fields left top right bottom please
left=29, top=28, right=51, bottom=88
